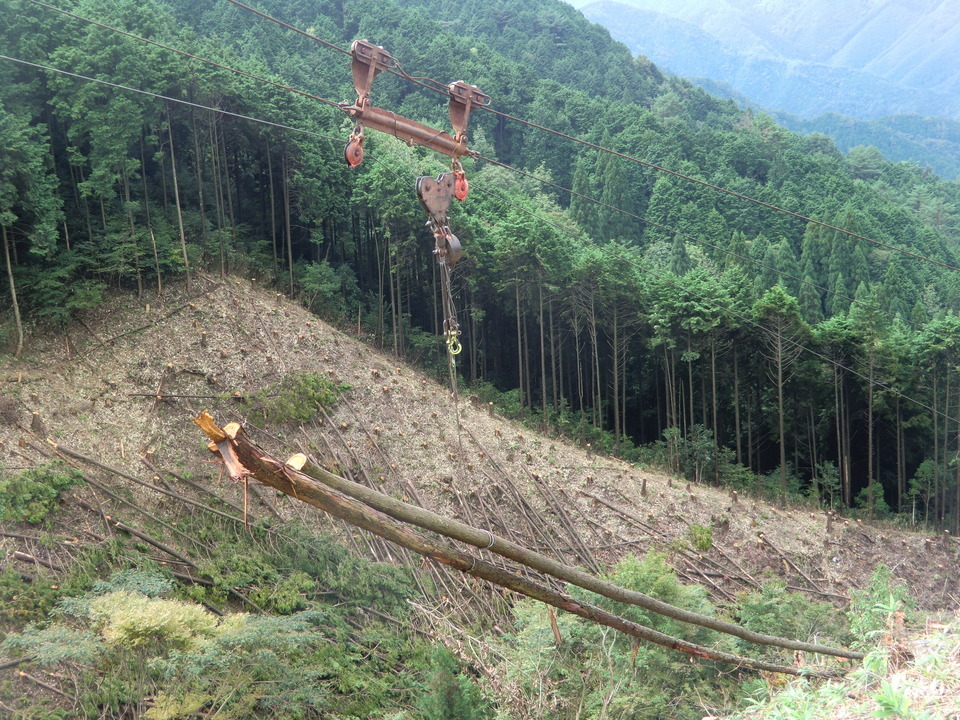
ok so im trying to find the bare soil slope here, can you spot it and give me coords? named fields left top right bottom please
left=2, top=275, right=958, bottom=612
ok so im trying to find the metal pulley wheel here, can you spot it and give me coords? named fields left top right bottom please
left=344, top=124, right=365, bottom=167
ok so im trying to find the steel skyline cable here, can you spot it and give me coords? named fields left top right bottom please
left=17, top=0, right=918, bottom=327
left=216, top=0, right=960, bottom=274
left=2, top=49, right=953, bottom=428
left=0, top=55, right=342, bottom=140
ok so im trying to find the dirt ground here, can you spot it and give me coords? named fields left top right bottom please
left=1, top=274, right=958, bottom=613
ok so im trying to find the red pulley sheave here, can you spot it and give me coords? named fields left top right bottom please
left=344, top=137, right=364, bottom=167
left=344, top=125, right=365, bottom=168
left=454, top=169, right=468, bottom=201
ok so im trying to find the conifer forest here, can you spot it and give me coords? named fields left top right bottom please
left=5, top=0, right=960, bottom=531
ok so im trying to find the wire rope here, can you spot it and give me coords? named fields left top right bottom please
left=217, top=0, right=960, bottom=275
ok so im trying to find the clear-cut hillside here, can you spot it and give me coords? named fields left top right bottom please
left=2, top=275, right=958, bottom=615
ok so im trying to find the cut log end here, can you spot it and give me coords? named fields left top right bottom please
left=192, top=410, right=227, bottom=443
left=286, top=453, right=309, bottom=471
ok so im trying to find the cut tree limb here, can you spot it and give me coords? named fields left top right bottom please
left=192, top=412, right=856, bottom=674
left=758, top=533, right=823, bottom=592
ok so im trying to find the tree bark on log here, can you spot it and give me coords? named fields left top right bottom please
left=193, top=412, right=855, bottom=676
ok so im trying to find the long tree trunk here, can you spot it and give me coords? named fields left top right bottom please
left=686, top=334, right=695, bottom=434
left=955, top=383, right=960, bottom=534
left=747, top=384, right=755, bottom=472
left=165, top=104, right=190, bottom=293
left=375, top=224, right=386, bottom=346
left=833, top=365, right=844, bottom=506
left=733, top=347, right=742, bottom=465
left=3, top=226, right=23, bottom=357
left=932, top=372, right=940, bottom=526
left=209, top=115, right=227, bottom=278
left=711, top=339, right=719, bottom=481
left=265, top=136, right=279, bottom=280
left=808, top=405, right=818, bottom=501
left=539, top=281, right=548, bottom=428
left=572, top=310, right=584, bottom=416
left=664, top=345, right=678, bottom=473
left=139, top=135, right=161, bottom=295
left=611, top=301, right=620, bottom=453
left=549, top=295, right=559, bottom=413
left=516, top=280, right=525, bottom=411
left=139, top=134, right=152, bottom=228
left=942, top=373, right=952, bottom=527
left=221, top=123, right=237, bottom=237
left=388, top=235, right=398, bottom=355
left=777, top=333, right=787, bottom=508
left=282, top=143, right=294, bottom=295
left=589, top=295, right=601, bottom=428
left=191, top=112, right=208, bottom=253
left=867, top=353, right=875, bottom=518
left=121, top=164, right=143, bottom=297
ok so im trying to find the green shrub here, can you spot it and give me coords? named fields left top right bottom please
left=687, top=523, right=714, bottom=551
left=504, top=552, right=733, bottom=720
left=736, top=581, right=851, bottom=658
left=848, top=564, right=914, bottom=647
left=2, top=528, right=426, bottom=719
left=0, top=461, right=84, bottom=523
left=90, top=590, right=217, bottom=649
left=90, top=569, right=175, bottom=598
left=0, top=567, right=63, bottom=628
left=4, top=625, right=104, bottom=665
left=418, top=647, right=493, bottom=720
left=240, top=372, right=347, bottom=426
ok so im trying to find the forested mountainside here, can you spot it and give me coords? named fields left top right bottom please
left=575, top=0, right=960, bottom=120
left=4, top=0, right=960, bottom=535
left=775, top=112, right=960, bottom=182
left=578, top=0, right=960, bottom=179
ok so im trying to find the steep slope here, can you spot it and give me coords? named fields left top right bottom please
left=2, top=276, right=957, bottom=610
left=3, top=275, right=960, bottom=717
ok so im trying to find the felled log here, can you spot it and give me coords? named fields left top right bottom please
left=193, top=412, right=853, bottom=676
left=287, top=452, right=861, bottom=660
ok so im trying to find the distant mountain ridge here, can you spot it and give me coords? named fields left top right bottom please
left=576, top=0, right=960, bottom=121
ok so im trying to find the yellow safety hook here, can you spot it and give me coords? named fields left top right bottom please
left=446, top=329, right=462, bottom=356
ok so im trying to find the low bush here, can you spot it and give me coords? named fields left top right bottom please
left=0, top=462, right=84, bottom=524
left=239, top=372, right=347, bottom=426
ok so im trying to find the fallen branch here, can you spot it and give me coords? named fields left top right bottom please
left=579, top=489, right=662, bottom=538
left=128, top=393, right=225, bottom=399
left=681, top=558, right=736, bottom=602
left=11, top=551, right=62, bottom=572
left=74, top=496, right=196, bottom=568
left=19, top=670, right=74, bottom=701
left=49, top=440, right=247, bottom=526
left=192, top=413, right=855, bottom=675
left=140, top=456, right=246, bottom=515
left=71, top=480, right=203, bottom=551
left=0, top=656, right=33, bottom=671
left=758, top=533, right=823, bottom=592
left=71, top=495, right=263, bottom=613
left=0, top=531, right=83, bottom=545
